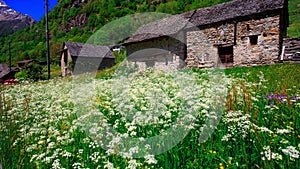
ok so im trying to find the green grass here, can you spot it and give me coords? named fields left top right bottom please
left=49, top=64, right=62, bottom=78
left=1, top=64, right=300, bottom=168
left=288, top=0, right=300, bottom=37
left=225, top=63, right=300, bottom=94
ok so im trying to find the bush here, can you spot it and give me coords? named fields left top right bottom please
left=14, top=70, right=28, bottom=81
left=26, top=63, right=46, bottom=81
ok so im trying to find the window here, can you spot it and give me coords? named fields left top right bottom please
left=249, top=35, right=258, bottom=45
left=218, top=46, right=234, bottom=64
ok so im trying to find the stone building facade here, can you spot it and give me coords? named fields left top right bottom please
left=60, top=42, right=115, bottom=76
left=124, top=0, right=288, bottom=70
left=124, top=15, right=188, bottom=71
left=186, top=15, right=282, bottom=68
left=125, top=35, right=186, bottom=71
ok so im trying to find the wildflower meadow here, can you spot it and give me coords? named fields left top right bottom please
left=1, top=63, right=300, bottom=168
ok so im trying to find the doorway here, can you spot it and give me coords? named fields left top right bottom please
left=218, top=45, right=233, bottom=67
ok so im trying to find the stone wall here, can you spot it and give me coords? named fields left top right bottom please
left=234, top=15, right=280, bottom=66
left=61, top=48, right=115, bottom=76
left=125, top=34, right=186, bottom=71
left=283, top=37, right=300, bottom=61
left=186, top=15, right=281, bottom=68
left=98, top=58, right=115, bottom=70
left=61, top=46, right=73, bottom=76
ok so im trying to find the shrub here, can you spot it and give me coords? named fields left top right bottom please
left=14, top=70, right=28, bottom=81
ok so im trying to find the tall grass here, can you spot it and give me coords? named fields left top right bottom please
left=1, top=64, right=300, bottom=168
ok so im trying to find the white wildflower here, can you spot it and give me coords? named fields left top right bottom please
left=261, top=148, right=282, bottom=161
left=126, top=159, right=142, bottom=169
left=144, top=154, right=157, bottom=164
left=145, top=144, right=151, bottom=150
left=129, top=146, right=139, bottom=155
left=276, top=129, right=291, bottom=134
left=221, top=134, right=232, bottom=141
left=72, top=162, right=82, bottom=169
left=90, top=152, right=101, bottom=163
left=52, top=159, right=61, bottom=169
left=282, top=146, right=300, bottom=159
left=104, top=161, right=115, bottom=169
left=259, top=127, right=273, bottom=134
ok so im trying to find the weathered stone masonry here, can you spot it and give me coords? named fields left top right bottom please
left=124, top=0, right=288, bottom=70
left=125, top=34, right=186, bottom=71
left=186, top=15, right=281, bottom=68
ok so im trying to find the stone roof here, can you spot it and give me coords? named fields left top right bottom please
left=124, top=14, right=191, bottom=44
left=64, top=42, right=115, bottom=59
left=184, top=0, right=285, bottom=27
left=124, top=0, right=286, bottom=45
left=0, top=64, right=19, bottom=79
left=0, top=63, right=8, bottom=72
left=16, top=59, right=35, bottom=64
left=0, top=64, right=8, bottom=78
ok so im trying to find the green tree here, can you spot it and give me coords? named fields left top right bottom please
left=26, top=63, right=45, bottom=81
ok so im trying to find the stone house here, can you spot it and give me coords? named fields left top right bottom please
left=0, top=64, right=19, bottom=82
left=123, top=14, right=188, bottom=70
left=123, top=0, right=289, bottom=69
left=60, top=42, right=115, bottom=76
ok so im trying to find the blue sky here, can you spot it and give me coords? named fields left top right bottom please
left=5, top=0, right=58, bottom=21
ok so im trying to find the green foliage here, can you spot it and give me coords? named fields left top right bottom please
left=14, top=70, right=28, bottom=81
left=26, top=63, right=46, bottom=81
left=287, top=0, right=300, bottom=38
left=156, top=1, right=179, bottom=14
left=114, top=51, right=126, bottom=64
left=14, top=63, right=47, bottom=81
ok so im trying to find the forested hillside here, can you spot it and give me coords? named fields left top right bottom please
left=0, top=0, right=299, bottom=65
left=0, top=0, right=232, bottom=64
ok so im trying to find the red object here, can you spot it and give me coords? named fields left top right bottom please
left=3, top=79, right=19, bottom=86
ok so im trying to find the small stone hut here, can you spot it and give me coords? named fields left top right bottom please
left=0, top=64, right=19, bottom=81
left=124, top=0, right=289, bottom=69
left=123, top=14, right=188, bottom=70
left=60, top=42, right=115, bottom=76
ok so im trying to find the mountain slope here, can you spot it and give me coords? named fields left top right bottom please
left=1, top=0, right=298, bottom=65
left=0, top=0, right=35, bottom=36
left=0, top=0, right=233, bottom=64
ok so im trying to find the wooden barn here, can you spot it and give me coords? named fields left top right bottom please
left=60, top=42, right=115, bottom=76
left=123, top=0, right=289, bottom=70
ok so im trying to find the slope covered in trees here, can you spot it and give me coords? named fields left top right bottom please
left=0, top=0, right=232, bottom=64
left=1, top=0, right=299, bottom=65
